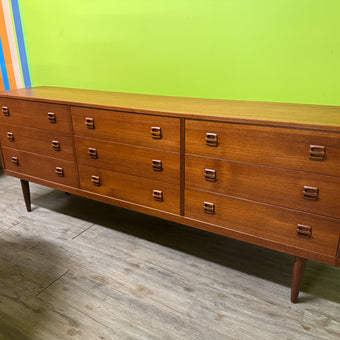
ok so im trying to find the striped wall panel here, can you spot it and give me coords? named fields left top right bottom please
left=0, top=0, right=31, bottom=90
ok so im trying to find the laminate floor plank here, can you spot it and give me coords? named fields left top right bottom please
left=37, top=270, right=204, bottom=340
left=0, top=174, right=339, bottom=339
left=4, top=222, right=197, bottom=316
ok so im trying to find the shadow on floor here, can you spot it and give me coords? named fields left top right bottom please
left=32, top=187, right=340, bottom=304
left=0, top=237, right=65, bottom=339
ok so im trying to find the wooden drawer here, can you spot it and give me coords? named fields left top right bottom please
left=79, top=165, right=180, bottom=214
left=185, top=188, right=340, bottom=257
left=71, top=106, right=180, bottom=151
left=186, top=120, right=340, bottom=176
left=0, top=99, right=72, bottom=133
left=0, top=124, right=75, bottom=161
left=186, top=155, right=340, bottom=218
left=75, top=137, right=180, bottom=184
left=2, top=147, right=78, bottom=187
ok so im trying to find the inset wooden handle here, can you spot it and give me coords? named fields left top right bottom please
left=309, top=145, right=325, bottom=160
left=204, top=169, right=216, bottom=182
left=151, top=127, right=162, bottom=139
left=7, top=132, right=14, bottom=142
left=302, top=186, right=319, bottom=200
left=51, top=140, right=60, bottom=151
left=2, top=106, right=9, bottom=116
left=296, top=224, right=312, bottom=238
left=91, top=175, right=101, bottom=186
left=55, top=167, right=64, bottom=177
left=152, top=159, right=163, bottom=172
left=206, top=133, right=218, bottom=147
left=85, top=117, right=95, bottom=129
left=203, top=201, right=215, bottom=214
left=152, top=189, right=163, bottom=201
left=48, top=112, right=56, bottom=123
left=88, top=148, right=98, bottom=159
left=11, top=157, right=19, bottom=166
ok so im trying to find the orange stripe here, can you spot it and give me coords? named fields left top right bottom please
left=0, top=1, right=16, bottom=89
left=0, top=66, right=4, bottom=91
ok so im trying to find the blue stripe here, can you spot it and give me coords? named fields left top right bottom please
left=11, top=0, right=31, bottom=87
left=0, top=36, right=10, bottom=90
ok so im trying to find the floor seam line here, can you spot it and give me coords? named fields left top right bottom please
left=72, top=223, right=95, bottom=240
left=36, top=269, right=70, bottom=297
left=0, top=221, right=22, bottom=233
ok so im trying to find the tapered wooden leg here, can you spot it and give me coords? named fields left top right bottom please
left=291, top=256, right=307, bottom=303
left=20, top=179, right=31, bottom=212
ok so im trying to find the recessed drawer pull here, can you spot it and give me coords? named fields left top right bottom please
left=152, top=159, right=163, bottom=172
left=55, top=167, right=64, bottom=177
left=203, top=201, right=215, bottom=214
left=204, top=169, right=216, bottom=182
left=88, top=148, right=98, bottom=159
left=91, top=175, right=101, bottom=186
left=152, top=189, right=163, bottom=201
left=309, top=145, right=325, bottom=160
left=2, top=106, right=9, bottom=116
left=7, top=132, right=14, bottom=142
left=85, top=117, right=95, bottom=129
left=206, top=133, right=218, bottom=147
left=48, top=112, right=56, bottom=123
left=51, top=140, right=60, bottom=151
left=11, top=157, right=19, bottom=166
left=303, top=186, right=319, bottom=200
left=296, top=224, right=312, bottom=238
left=151, top=126, right=162, bottom=139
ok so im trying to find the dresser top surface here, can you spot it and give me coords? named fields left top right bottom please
left=1, top=86, right=340, bottom=131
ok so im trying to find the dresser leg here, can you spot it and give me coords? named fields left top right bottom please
left=291, top=256, right=307, bottom=303
left=20, top=179, right=31, bottom=212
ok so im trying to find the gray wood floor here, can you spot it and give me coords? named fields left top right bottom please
left=0, top=173, right=339, bottom=340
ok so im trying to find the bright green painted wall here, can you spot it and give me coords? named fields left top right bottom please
left=21, top=0, right=340, bottom=105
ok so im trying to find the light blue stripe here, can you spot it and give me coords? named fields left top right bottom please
left=0, top=36, right=10, bottom=90
left=11, top=0, right=31, bottom=87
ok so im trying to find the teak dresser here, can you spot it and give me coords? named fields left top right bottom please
left=0, top=87, right=339, bottom=303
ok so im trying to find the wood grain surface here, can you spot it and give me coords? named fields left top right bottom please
left=2, top=147, right=79, bottom=188
left=0, top=174, right=339, bottom=339
left=1, top=86, right=340, bottom=130
left=185, top=188, right=340, bottom=257
left=0, top=123, right=75, bottom=162
left=0, top=97, right=72, bottom=133
left=0, top=87, right=339, bottom=305
left=185, top=120, right=340, bottom=176
left=75, top=136, right=180, bottom=184
left=71, top=106, right=181, bottom=152
left=185, top=154, right=340, bottom=218
left=78, top=164, right=180, bottom=215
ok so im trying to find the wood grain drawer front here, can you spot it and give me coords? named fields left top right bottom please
left=75, top=137, right=180, bottom=184
left=2, top=148, right=79, bottom=187
left=71, top=106, right=180, bottom=151
left=186, top=155, right=340, bottom=218
left=186, top=120, right=340, bottom=176
left=185, top=189, right=340, bottom=257
left=79, top=165, right=180, bottom=214
left=0, top=124, right=75, bottom=161
left=0, top=99, right=72, bottom=133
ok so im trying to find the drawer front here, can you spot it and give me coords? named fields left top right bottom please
left=0, top=124, right=75, bottom=161
left=71, top=106, right=180, bottom=151
left=186, top=155, right=340, bottom=218
left=75, top=137, right=180, bottom=184
left=185, top=188, right=340, bottom=257
left=2, top=147, right=78, bottom=187
left=79, top=165, right=180, bottom=214
left=186, top=120, right=340, bottom=176
left=0, top=99, right=72, bottom=133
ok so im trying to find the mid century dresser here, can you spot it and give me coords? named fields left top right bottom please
left=0, top=87, right=339, bottom=303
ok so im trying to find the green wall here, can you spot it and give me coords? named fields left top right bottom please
left=21, top=0, right=340, bottom=105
